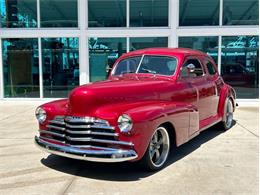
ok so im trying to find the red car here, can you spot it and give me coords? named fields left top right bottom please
left=35, top=48, right=236, bottom=171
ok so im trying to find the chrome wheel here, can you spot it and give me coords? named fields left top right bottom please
left=149, top=127, right=170, bottom=168
left=225, top=99, right=233, bottom=129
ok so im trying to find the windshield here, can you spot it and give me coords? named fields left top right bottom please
left=112, top=55, right=177, bottom=76
left=113, top=56, right=142, bottom=75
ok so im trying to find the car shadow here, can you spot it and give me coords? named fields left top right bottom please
left=41, top=120, right=236, bottom=182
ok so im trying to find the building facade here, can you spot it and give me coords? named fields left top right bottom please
left=0, top=0, right=259, bottom=100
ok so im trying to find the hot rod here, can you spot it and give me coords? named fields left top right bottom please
left=35, top=48, right=236, bottom=170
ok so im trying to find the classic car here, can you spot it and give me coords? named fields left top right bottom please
left=35, top=48, right=236, bottom=171
left=221, top=63, right=256, bottom=87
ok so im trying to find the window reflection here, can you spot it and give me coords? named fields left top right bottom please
left=0, top=0, right=37, bottom=28
left=178, top=36, right=219, bottom=63
left=42, top=38, right=79, bottom=98
left=130, top=0, right=168, bottom=27
left=113, top=56, right=142, bottom=75
left=179, top=0, right=219, bottom=26
left=221, top=36, right=259, bottom=98
left=130, top=37, right=168, bottom=51
left=2, top=38, right=39, bottom=97
left=138, top=56, right=177, bottom=76
left=88, top=0, right=126, bottom=27
left=223, top=0, right=259, bottom=25
left=40, top=0, right=78, bottom=27
left=89, top=38, right=127, bottom=82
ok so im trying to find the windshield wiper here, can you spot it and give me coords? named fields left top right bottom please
left=120, top=71, right=135, bottom=75
left=141, top=68, right=157, bottom=74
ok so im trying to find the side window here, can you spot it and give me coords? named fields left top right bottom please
left=180, top=58, right=204, bottom=78
left=206, top=60, right=217, bottom=75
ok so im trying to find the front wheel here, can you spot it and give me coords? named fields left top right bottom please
left=221, top=98, right=234, bottom=130
left=140, top=126, right=170, bottom=171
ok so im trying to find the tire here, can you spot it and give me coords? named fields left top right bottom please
left=140, top=126, right=170, bottom=171
left=220, top=98, right=234, bottom=130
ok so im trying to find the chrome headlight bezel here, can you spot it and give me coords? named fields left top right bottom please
left=117, top=114, right=133, bottom=133
left=35, top=107, right=47, bottom=124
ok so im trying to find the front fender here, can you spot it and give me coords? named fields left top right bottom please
left=39, top=99, right=68, bottom=129
left=94, top=101, right=196, bottom=161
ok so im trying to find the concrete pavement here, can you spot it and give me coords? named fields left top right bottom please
left=0, top=101, right=258, bottom=195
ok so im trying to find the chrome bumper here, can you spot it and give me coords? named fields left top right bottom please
left=35, top=136, right=138, bottom=162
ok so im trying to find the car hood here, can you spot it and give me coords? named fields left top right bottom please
left=67, top=75, right=174, bottom=115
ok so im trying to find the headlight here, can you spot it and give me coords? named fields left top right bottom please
left=35, top=107, right=47, bottom=124
left=117, top=114, right=133, bottom=133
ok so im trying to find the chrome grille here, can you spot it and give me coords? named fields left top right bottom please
left=39, top=116, right=133, bottom=148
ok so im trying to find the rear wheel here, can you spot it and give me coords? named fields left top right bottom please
left=221, top=98, right=234, bottom=130
left=140, top=126, right=170, bottom=171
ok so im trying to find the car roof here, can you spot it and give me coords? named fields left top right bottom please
left=121, top=48, right=207, bottom=59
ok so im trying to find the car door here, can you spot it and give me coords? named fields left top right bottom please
left=180, top=56, right=215, bottom=122
left=173, top=67, right=198, bottom=138
left=202, top=57, right=220, bottom=117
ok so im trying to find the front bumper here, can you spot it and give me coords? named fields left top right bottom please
left=35, top=136, right=138, bottom=162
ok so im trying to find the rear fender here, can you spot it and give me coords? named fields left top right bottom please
left=218, top=84, right=236, bottom=119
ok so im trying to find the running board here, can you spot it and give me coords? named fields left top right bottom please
left=199, top=118, right=221, bottom=132
left=188, top=118, right=221, bottom=142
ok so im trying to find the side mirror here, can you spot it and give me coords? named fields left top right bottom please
left=187, top=64, right=195, bottom=73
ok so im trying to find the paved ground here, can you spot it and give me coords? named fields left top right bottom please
left=0, top=101, right=258, bottom=195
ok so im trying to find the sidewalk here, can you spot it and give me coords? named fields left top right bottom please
left=0, top=102, right=258, bottom=195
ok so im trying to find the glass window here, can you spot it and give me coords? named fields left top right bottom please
left=179, top=0, right=219, bottom=26
left=113, top=55, right=177, bottom=76
left=88, top=0, right=126, bottom=27
left=138, top=55, right=177, bottom=76
left=113, top=56, right=142, bottom=75
left=130, top=0, right=168, bottom=27
left=223, top=0, right=259, bottom=25
left=42, top=38, right=79, bottom=98
left=178, top=36, right=219, bottom=63
left=130, top=37, right=168, bottom=51
left=221, top=36, right=259, bottom=99
left=40, top=0, right=78, bottom=27
left=0, top=0, right=37, bottom=28
left=206, top=61, right=217, bottom=75
left=181, top=59, right=204, bottom=78
left=2, top=38, right=39, bottom=97
left=89, top=37, right=126, bottom=82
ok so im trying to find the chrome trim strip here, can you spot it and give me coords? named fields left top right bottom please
left=65, top=123, right=115, bottom=130
left=135, top=54, right=145, bottom=73
left=54, top=116, right=65, bottom=120
left=35, top=136, right=138, bottom=163
left=47, top=125, right=66, bottom=131
left=39, top=136, right=65, bottom=144
left=91, top=124, right=115, bottom=130
left=66, top=136, right=134, bottom=146
left=39, top=130, right=65, bottom=138
left=49, top=120, right=65, bottom=125
left=65, top=130, right=118, bottom=137
left=69, top=145, right=119, bottom=151
left=64, top=116, right=109, bottom=125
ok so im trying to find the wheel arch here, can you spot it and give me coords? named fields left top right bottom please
left=229, top=87, right=236, bottom=111
left=158, top=121, right=177, bottom=148
left=218, top=84, right=236, bottom=117
left=229, top=96, right=235, bottom=111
